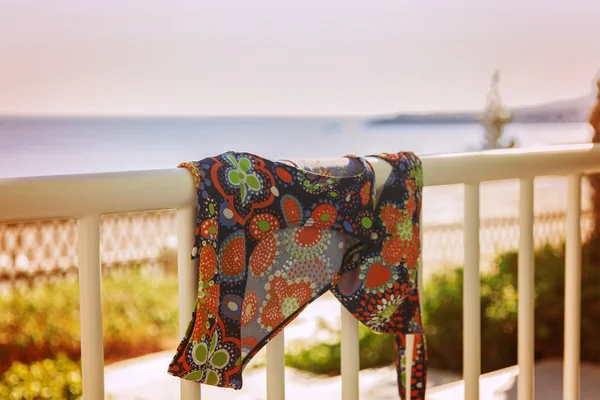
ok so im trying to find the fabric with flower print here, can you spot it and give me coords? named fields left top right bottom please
left=167, top=151, right=426, bottom=399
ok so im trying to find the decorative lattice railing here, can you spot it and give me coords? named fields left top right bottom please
left=0, top=209, right=592, bottom=284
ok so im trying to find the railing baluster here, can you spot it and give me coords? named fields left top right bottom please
left=177, top=206, right=201, bottom=400
left=267, top=330, right=285, bottom=399
left=77, top=214, right=104, bottom=400
left=464, top=183, right=481, bottom=400
left=518, top=178, right=535, bottom=400
left=405, top=333, right=415, bottom=400
left=564, top=174, right=582, bottom=400
left=412, top=190, right=425, bottom=400
left=341, top=306, right=359, bottom=400
left=419, top=205, right=424, bottom=312
left=413, top=203, right=424, bottom=400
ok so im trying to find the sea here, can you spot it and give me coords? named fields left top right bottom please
left=0, top=117, right=594, bottom=179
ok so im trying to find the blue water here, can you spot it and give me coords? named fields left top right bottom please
left=0, top=117, right=593, bottom=179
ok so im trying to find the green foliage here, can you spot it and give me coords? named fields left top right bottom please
left=285, top=242, right=600, bottom=375
left=0, top=354, right=82, bottom=400
left=425, top=242, right=600, bottom=373
left=424, top=260, right=519, bottom=373
left=0, top=268, right=179, bottom=372
left=285, top=319, right=395, bottom=375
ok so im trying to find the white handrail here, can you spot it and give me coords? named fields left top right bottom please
left=422, top=143, right=600, bottom=185
left=0, top=169, right=197, bottom=222
left=2, top=144, right=600, bottom=223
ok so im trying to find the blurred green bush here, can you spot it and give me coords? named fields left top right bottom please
left=0, top=354, right=82, bottom=400
left=0, top=268, right=179, bottom=373
left=286, top=242, right=600, bottom=375
left=285, top=319, right=395, bottom=375
left=4, top=241, right=600, bottom=393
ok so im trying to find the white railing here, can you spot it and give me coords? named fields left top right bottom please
left=1, top=143, right=600, bottom=400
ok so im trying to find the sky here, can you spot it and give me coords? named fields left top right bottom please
left=1, top=0, right=600, bottom=116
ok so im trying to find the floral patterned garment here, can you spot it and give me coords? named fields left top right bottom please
left=167, top=151, right=427, bottom=400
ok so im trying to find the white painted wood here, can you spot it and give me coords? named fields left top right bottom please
left=366, top=156, right=393, bottom=197
left=405, top=334, right=415, bottom=400
left=77, top=214, right=104, bottom=400
left=267, top=331, right=285, bottom=400
left=464, top=183, right=481, bottom=400
left=0, top=168, right=197, bottom=222
left=518, top=178, right=535, bottom=400
left=341, top=306, right=360, bottom=400
left=2, top=144, right=600, bottom=222
left=422, top=143, right=600, bottom=186
left=564, top=174, right=582, bottom=400
left=178, top=205, right=201, bottom=400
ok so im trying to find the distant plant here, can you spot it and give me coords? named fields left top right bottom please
left=0, top=354, right=82, bottom=400
left=0, top=269, right=179, bottom=372
left=285, top=319, right=395, bottom=375
left=478, top=70, right=515, bottom=150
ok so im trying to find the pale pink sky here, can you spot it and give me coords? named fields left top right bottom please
left=1, top=0, right=599, bottom=116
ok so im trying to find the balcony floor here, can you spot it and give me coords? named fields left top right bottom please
left=104, top=352, right=600, bottom=399
left=104, top=350, right=459, bottom=399
left=427, top=360, right=600, bottom=400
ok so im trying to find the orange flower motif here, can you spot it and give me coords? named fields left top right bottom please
left=310, top=204, right=337, bottom=228
left=275, top=166, right=293, bottom=183
left=359, top=256, right=399, bottom=294
left=199, top=245, right=217, bottom=279
left=360, top=182, right=371, bottom=206
left=258, top=273, right=315, bottom=331
left=382, top=236, right=404, bottom=266
left=406, top=196, right=417, bottom=217
left=219, top=232, right=246, bottom=282
left=380, top=204, right=403, bottom=234
left=241, top=290, right=259, bottom=326
left=200, top=219, right=219, bottom=240
left=249, top=213, right=281, bottom=240
left=403, top=240, right=420, bottom=269
left=249, top=232, right=278, bottom=278
left=191, top=282, right=220, bottom=341
left=281, top=195, right=303, bottom=226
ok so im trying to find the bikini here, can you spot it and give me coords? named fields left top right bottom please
left=167, top=151, right=427, bottom=399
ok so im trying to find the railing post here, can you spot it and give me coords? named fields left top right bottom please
left=178, top=205, right=201, bottom=400
left=464, top=183, right=481, bottom=400
left=341, top=306, right=359, bottom=400
left=419, top=205, right=424, bottom=312
left=405, top=333, right=415, bottom=400
left=518, top=178, right=535, bottom=400
left=267, top=330, right=286, bottom=399
left=564, top=174, right=582, bottom=400
left=413, top=202, right=424, bottom=400
left=77, top=214, right=104, bottom=400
